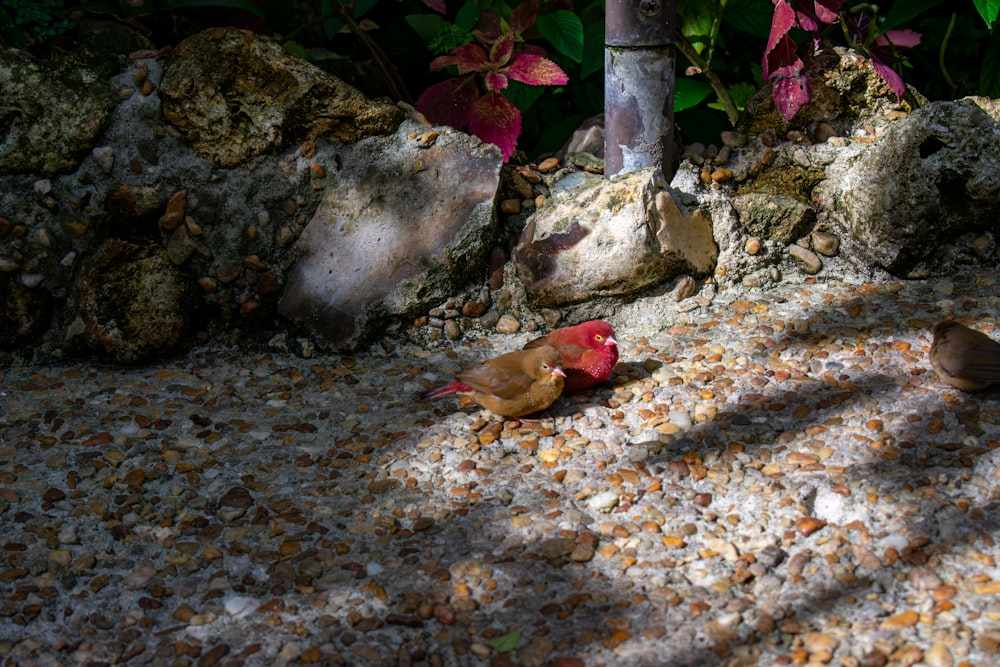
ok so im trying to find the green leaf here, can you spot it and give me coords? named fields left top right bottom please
left=981, top=30, right=1000, bottom=96
left=456, top=1, right=480, bottom=31
left=505, top=79, right=546, bottom=112
left=353, top=0, right=380, bottom=19
left=724, top=0, right=775, bottom=38
left=536, top=10, right=584, bottom=63
left=974, top=0, right=1000, bottom=28
left=580, top=15, right=604, bottom=79
left=678, top=0, right=720, bottom=54
left=490, top=629, right=522, bottom=653
left=674, top=77, right=714, bottom=112
left=158, top=0, right=266, bottom=17
left=406, top=14, right=448, bottom=42
left=879, top=0, right=946, bottom=33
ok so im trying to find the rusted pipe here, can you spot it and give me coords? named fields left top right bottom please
left=605, top=0, right=675, bottom=178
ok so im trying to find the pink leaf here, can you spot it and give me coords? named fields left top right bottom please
left=429, top=54, right=458, bottom=70
left=796, top=0, right=841, bottom=30
left=871, top=60, right=906, bottom=102
left=764, top=33, right=802, bottom=82
left=763, top=0, right=797, bottom=80
left=454, top=43, right=488, bottom=74
left=469, top=92, right=521, bottom=161
left=812, top=0, right=842, bottom=23
left=773, top=75, right=810, bottom=120
left=415, top=77, right=480, bottom=129
left=510, top=0, right=540, bottom=35
left=506, top=54, right=569, bottom=86
left=484, top=72, right=509, bottom=92
left=490, top=33, right=515, bottom=67
left=418, top=0, right=446, bottom=14
left=876, top=29, right=921, bottom=49
left=474, top=11, right=504, bottom=44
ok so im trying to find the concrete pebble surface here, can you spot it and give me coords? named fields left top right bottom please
left=4, top=273, right=1000, bottom=666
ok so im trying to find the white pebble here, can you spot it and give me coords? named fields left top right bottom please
left=587, top=491, right=619, bottom=511
left=224, top=595, right=259, bottom=619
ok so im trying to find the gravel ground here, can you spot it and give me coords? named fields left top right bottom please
left=4, top=272, right=1000, bottom=667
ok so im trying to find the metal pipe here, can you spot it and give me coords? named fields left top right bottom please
left=605, top=0, right=675, bottom=178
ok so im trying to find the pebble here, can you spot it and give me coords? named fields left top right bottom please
left=537, top=157, right=560, bottom=173
left=788, top=243, right=822, bottom=274
left=812, top=230, right=840, bottom=256
left=92, top=146, right=115, bottom=173
left=495, top=314, right=520, bottom=334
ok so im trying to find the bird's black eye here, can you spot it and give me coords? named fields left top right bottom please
left=541, top=363, right=550, bottom=370
left=594, top=334, right=603, bottom=342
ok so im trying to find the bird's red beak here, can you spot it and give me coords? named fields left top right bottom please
left=553, top=365, right=567, bottom=378
left=606, top=336, right=618, bottom=347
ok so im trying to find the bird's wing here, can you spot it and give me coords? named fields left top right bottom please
left=938, top=342, right=1000, bottom=380
left=523, top=334, right=552, bottom=351
left=456, top=363, right=535, bottom=399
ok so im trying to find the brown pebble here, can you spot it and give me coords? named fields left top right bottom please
left=173, top=603, right=196, bottom=623
left=710, top=168, right=732, bottom=183
left=745, top=237, right=761, bottom=255
left=795, top=517, right=827, bottom=536
left=496, top=314, right=520, bottom=334
left=880, top=609, right=919, bottom=629
left=814, top=122, right=838, bottom=143
left=537, top=157, right=559, bottom=172
left=693, top=493, right=712, bottom=507
left=159, top=189, right=188, bottom=231
left=500, top=199, right=521, bottom=214
left=433, top=604, right=456, bottom=625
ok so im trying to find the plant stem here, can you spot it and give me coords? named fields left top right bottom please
left=938, top=12, right=957, bottom=97
left=674, top=31, right=740, bottom=126
left=325, top=0, right=411, bottom=103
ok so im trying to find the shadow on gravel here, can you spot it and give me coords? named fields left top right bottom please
left=393, top=274, right=1000, bottom=665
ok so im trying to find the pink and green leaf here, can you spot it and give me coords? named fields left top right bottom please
left=510, top=0, right=540, bottom=36
left=773, top=75, right=810, bottom=120
left=469, top=92, right=522, bottom=161
left=418, top=0, right=447, bottom=15
left=415, top=77, right=480, bottom=129
left=762, top=0, right=797, bottom=80
left=453, top=43, right=489, bottom=74
left=490, top=33, right=516, bottom=67
left=506, top=54, right=569, bottom=85
left=484, top=72, right=509, bottom=92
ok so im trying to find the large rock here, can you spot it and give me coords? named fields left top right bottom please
left=160, top=27, right=404, bottom=167
left=814, top=100, right=1000, bottom=277
left=513, top=169, right=717, bottom=307
left=278, top=122, right=503, bottom=349
left=63, top=240, right=197, bottom=363
left=0, top=48, right=116, bottom=175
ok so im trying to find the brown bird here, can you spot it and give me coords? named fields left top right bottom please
left=930, top=320, right=1000, bottom=391
left=423, top=345, right=566, bottom=417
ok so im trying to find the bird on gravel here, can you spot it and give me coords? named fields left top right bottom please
left=423, top=345, right=566, bottom=417
left=523, top=319, right=619, bottom=394
left=929, top=320, right=1000, bottom=391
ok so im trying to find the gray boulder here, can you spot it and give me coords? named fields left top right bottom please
left=278, top=122, right=503, bottom=349
left=512, top=169, right=717, bottom=307
left=815, top=99, right=1000, bottom=277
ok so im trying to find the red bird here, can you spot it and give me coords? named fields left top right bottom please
left=423, top=346, right=566, bottom=417
left=425, top=320, right=619, bottom=400
left=523, top=319, right=618, bottom=394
